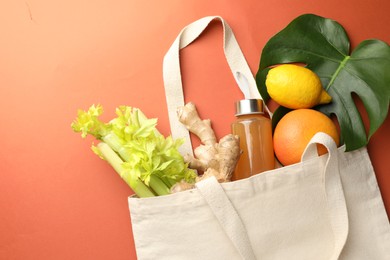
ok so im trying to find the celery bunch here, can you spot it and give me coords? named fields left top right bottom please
left=71, top=105, right=196, bottom=197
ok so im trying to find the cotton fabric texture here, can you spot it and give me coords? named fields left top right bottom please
left=128, top=16, right=390, bottom=259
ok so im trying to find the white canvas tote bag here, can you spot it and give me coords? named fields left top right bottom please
left=128, top=16, right=390, bottom=260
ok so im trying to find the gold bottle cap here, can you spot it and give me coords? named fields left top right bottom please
left=235, top=99, right=264, bottom=116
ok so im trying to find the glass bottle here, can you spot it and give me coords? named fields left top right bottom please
left=231, top=99, right=274, bottom=180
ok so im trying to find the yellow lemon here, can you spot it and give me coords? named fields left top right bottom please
left=265, top=64, right=332, bottom=109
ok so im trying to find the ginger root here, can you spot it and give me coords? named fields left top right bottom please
left=171, top=102, right=241, bottom=192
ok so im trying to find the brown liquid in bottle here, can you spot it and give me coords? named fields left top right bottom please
left=231, top=99, right=275, bottom=180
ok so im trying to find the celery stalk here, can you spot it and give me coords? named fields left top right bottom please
left=149, top=175, right=170, bottom=196
left=102, top=133, right=131, bottom=161
left=102, top=133, right=170, bottom=195
left=72, top=105, right=197, bottom=196
left=102, top=133, right=124, bottom=154
left=97, top=142, right=155, bottom=198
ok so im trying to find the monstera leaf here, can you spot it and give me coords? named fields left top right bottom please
left=257, top=14, right=390, bottom=151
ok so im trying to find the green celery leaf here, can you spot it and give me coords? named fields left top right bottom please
left=71, top=104, right=109, bottom=139
left=156, top=160, right=174, bottom=171
left=256, top=14, right=390, bottom=151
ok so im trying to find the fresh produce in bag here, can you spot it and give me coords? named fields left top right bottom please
left=71, top=103, right=241, bottom=196
left=71, top=105, right=197, bottom=197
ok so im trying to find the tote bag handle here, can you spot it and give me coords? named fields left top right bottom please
left=163, top=15, right=261, bottom=259
left=301, top=133, right=349, bottom=260
left=195, top=133, right=349, bottom=260
left=163, top=15, right=265, bottom=157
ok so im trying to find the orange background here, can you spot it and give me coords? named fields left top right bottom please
left=1, top=1, right=389, bottom=259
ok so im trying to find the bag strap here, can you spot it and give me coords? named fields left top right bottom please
left=163, top=16, right=263, bottom=156
left=162, top=16, right=262, bottom=259
left=196, top=133, right=349, bottom=260
left=301, top=132, right=349, bottom=260
left=195, top=177, right=256, bottom=260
